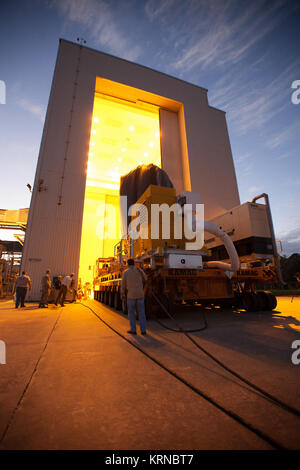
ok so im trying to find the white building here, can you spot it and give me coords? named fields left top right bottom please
left=22, top=39, right=240, bottom=299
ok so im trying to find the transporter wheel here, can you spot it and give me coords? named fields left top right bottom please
left=253, top=293, right=264, bottom=312
left=218, top=299, right=233, bottom=309
left=243, top=292, right=266, bottom=312
left=109, top=290, right=115, bottom=307
left=114, top=291, right=122, bottom=310
left=242, top=292, right=257, bottom=312
left=257, top=291, right=270, bottom=311
left=233, top=293, right=243, bottom=309
left=266, top=292, right=277, bottom=311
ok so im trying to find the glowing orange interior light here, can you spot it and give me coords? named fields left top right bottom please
left=78, top=93, right=161, bottom=287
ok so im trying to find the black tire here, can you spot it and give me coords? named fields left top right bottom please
left=233, top=293, right=243, bottom=309
left=218, top=299, right=233, bottom=309
left=242, top=292, right=256, bottom=312
left=252, top=293, right=263, bottom=312
left=109, top=290, right=114, bottom=307
left=266, top=292, right=277, bottom=310
left=114, top=291, right=122, bottom=310
left=257, top=291, right=270, bottom=311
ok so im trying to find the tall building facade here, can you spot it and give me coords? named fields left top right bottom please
left=22, top=39, right=240, bottom=299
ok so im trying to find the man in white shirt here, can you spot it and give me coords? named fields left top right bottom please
left=14, top=271, right=31, bottom=308
left=55, top=273, right=74, bottom=307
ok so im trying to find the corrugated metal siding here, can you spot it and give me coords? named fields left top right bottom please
left=23, top=41, right=94, bottom=300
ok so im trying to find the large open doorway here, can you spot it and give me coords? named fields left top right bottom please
left=78, top=93, right=161, bottom=288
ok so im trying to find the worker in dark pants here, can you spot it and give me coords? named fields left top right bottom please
left=121, top=259, right=147, bottom=335
left=53, top=275, right=62, bottom=300
left=39, top=270, right=51, bottom=308
left=55, top=273, right=74, bottom=307
left=70, top=277, right=77, bottom=302
left=14, top=271, right=31, bottom=308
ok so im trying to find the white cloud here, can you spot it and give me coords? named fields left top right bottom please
left=238, top=163, right=253, bottom=178
left=275, top=152, right=293, bottom=161
left=53, top=0, right=142, bottom=62
left=235, top=152, right=251, bottom=163
left=209, top=61, right=300, bottom=134
left=266, top=119, right=300, bottom=149
left=172, top=0, right=286, bottom=72
left=145, top=0, right=174, bottom=21
left=17, top=98, right=45, bottom=122
left=248, top=185, right=262, bottom=195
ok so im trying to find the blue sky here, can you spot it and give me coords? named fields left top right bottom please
left=0, top=0, right=299, bottom=255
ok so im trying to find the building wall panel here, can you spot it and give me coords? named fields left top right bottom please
left=159, top=109, right=184, bottom=194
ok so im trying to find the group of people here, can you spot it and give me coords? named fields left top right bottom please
left=13, top=259, right=148, bottom=335
left=39, top=271, right=75, bottom=308
left=13, top=270, right=75, bottom=308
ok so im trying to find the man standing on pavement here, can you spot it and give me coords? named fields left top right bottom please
left=39, top=270, right=51, bottom=308
left=55, top=273, right=74, bottom=307
left=70, top=276, right=77, bottom=302
left=121, top=259, right=147, bottom=335
left=14, top=271, right=31, bottom=308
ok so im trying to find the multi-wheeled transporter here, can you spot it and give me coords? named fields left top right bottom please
left=93, top=165, right=279, bottom=314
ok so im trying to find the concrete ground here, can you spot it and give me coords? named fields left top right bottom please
left=0, top=296, right=300, bottom=450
